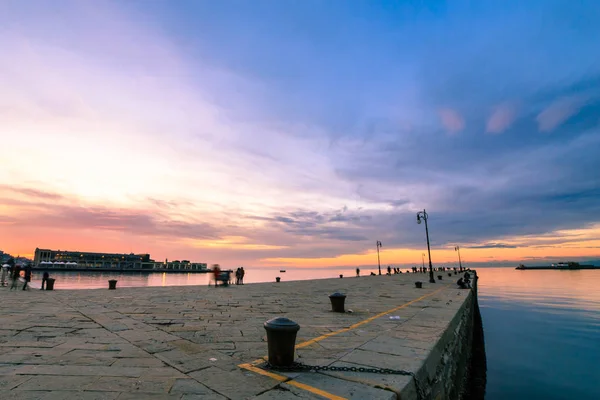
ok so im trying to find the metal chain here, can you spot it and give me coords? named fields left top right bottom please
left=263, top=362, right=425, bottom=400
left=264, top=361, right=413, bottom=375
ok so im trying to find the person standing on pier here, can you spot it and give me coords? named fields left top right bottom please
left=240, top=267, right=245, bottom=284
left=356, top=267, right=360, bottom=277
left=10, top=264, right=21, bottom=290
left=41, top=271, right=50, bottom=290
left=212, top=265, right=221, bottom=287
left=0, top=264, right=8, bottom=286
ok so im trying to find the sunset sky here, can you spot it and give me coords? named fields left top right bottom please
left=1, top=0, right=600, bottom=268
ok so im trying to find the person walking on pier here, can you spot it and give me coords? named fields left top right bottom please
left=239, top=267, right=245, bottom=285
left=356, top=267, right=360, bottom=277
left=22, top=265, right=32, bottom=290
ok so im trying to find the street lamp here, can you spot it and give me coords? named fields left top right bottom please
left=376, top=241, right=383, bottom=275
left=455, top=246, right=463, bottom=271
left=416, top=209, right=435, bottom=283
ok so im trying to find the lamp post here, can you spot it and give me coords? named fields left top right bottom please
left=455, top=246, right=463, bottom=271
left=376, top=241, right=382, bottom=275
left=416, top=209, right=435, bottom=283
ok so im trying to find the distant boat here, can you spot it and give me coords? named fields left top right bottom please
left=280, top=270, right=286, bottom=273
left=516, top=261, right=599, bottom=270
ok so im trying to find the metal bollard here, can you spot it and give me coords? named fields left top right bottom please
left=264, top=317, right=300, bottom=367
left=108, top=280, right=118, bottom=290
left=339, top=274, right=343, bottom=278
left=275, top=277, right=281, bottom=283
left=437, top=275, right=443, bottom=280
left=448, top=273, right=452, bottom=277
left=46, top=278, right=56, bottom=291
left=329, top=292, right=346, bottom=313
left=415, top=281, right=423, bottom=288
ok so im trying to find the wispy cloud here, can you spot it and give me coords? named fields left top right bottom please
left=536, top=96, right=588, bottom=132
left=438, top=108, right=465, bottom=134
left=486, top=103, right=518, bottom=134
left=467, top=243, right=518, bottom=249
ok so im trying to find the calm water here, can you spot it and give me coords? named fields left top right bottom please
left=478, top=268, right=600, bottom=400
left=28, top=266, right=600, bottom=399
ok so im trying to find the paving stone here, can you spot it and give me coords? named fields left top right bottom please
left=0, top=375, right=31, bottom=390
left=14, top=365, right=145, bottom=377
left=116, top=393, right=182, bottom=400
left=188, top=366, right=278, bottom=398
left=111, top=358, right=166, bottom=368
left=86, top=377, right=173, bottom=393
left=41, top=391, right=120, bottom=400
left=251, top=385, right=322, bottom=399
left=293, top=373, right=397, bottom=399
left=14, top=375, right=98, bottom=391
left=169, top=378, right=227, bottom=398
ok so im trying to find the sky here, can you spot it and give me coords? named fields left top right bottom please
left=1, top=0, right=600, bottom=268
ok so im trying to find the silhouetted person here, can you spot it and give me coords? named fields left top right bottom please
left=212, top=265, right=221, bottom=287
left=10, top=265, right=21, bottom=290
left=240, top=267, right=245, bottom=284
left=23, top=265, right=32, bottom=290
left=41, top=271, right=50, bottom=290
left=0, top=264, right=8, bottom=286
left=457, top=277, right=470, bottom=289
left=356, top=268, right=360, bottom=277
left=387, top=266, right=391, bottom=275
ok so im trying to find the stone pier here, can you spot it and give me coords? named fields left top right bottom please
left=0, top=273, right=478, bottom=399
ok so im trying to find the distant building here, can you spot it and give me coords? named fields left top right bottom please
left=33, top=248, right=207, bottom=271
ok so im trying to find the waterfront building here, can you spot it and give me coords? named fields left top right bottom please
left=33, top=248, right=207, bottom=271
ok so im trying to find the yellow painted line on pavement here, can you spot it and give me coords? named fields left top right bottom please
left=295, top=285, right=448, bottom=349
left=238, top=363, right=287, bottom=382
left=239, top=362, right=346, bottom=399
left=239, top=285, right=449, bottom=400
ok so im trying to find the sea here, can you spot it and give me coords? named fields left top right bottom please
left=27, top=266, right=600, bottom=399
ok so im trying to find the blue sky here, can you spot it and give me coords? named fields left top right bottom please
left=1, top=0, right=599, bottom=266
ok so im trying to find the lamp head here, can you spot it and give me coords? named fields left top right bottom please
left=417, top=215, right=422, bottom=224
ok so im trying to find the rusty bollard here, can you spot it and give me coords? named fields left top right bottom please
left=339, top=274, right=343, bottom=278
left=275, top=277, right=281, bottom=283
left=264, top=317, right=300, bottom=367
left=437, top=275, right=443, bottom=280
left=329, top=292, right=346, bottom=313
left=448, top=273, right=452, bottom=277
left=415, top=281, right=423, bottom=288
left=108, top=280, right=118, bottom=290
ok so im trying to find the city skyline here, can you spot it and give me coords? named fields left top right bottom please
left=1, top=1, right=600, bottom=267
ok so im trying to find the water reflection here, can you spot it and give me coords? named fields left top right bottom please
left=30, top=266, right=387, bottom=290
left=478, top=268, right=600, bottom=400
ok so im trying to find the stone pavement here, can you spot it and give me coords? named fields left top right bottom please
left=0, top=273, right=469, bottom=399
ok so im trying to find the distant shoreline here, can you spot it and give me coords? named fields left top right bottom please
left=31, top=267, right=210, bottom=273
